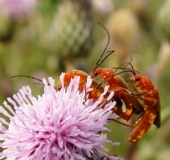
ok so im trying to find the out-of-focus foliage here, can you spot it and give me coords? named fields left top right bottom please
left=0, top=0, right=170, bottom=159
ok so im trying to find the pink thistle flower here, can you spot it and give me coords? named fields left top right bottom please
left=0, top=73, right=120, bottom=159
left=0, top=0, right=37, bottom=20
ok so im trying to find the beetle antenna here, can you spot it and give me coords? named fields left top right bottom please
left=96, top=50, right=114, bottom=69
left=114, top=70, right=137, bottom=76
left=108, top=118, right=133, bottom=128
left=114, top=58, right=134, bottom=73
left=11, top=75, right=43, bottom=83
left=94, top=22, right=114, bottom=69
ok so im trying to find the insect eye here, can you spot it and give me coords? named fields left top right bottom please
left=94, top=71, right=98, bottom=76
left=135, top=77, right=140, bottom=81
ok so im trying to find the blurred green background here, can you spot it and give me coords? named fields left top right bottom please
left=0, top=0, right=170, bottom=159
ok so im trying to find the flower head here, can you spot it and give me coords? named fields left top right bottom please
left=0, top=0, right=37, bottom=19
left=0, top=73, right=120, bottom=159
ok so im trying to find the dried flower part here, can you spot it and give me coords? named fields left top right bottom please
left=47, top=0, right=93, bottom=60
left=0, top=74, right=119, bottom=159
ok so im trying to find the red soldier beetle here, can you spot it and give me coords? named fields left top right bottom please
left=111, top=66, right=161, bottom=143
left=57, top=69, right=125, bottom=112
left=127, top=70, right=161, bottom=143
left=91, top=65, right=144, bottom=121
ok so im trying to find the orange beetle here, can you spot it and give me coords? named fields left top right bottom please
left=91, top=66, right=144, bottom=121
left=57, top=69, right=123, bottom=111
left=128, top=71, right=161, bottom=143
left=110, top=66, right=161, bottom=143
